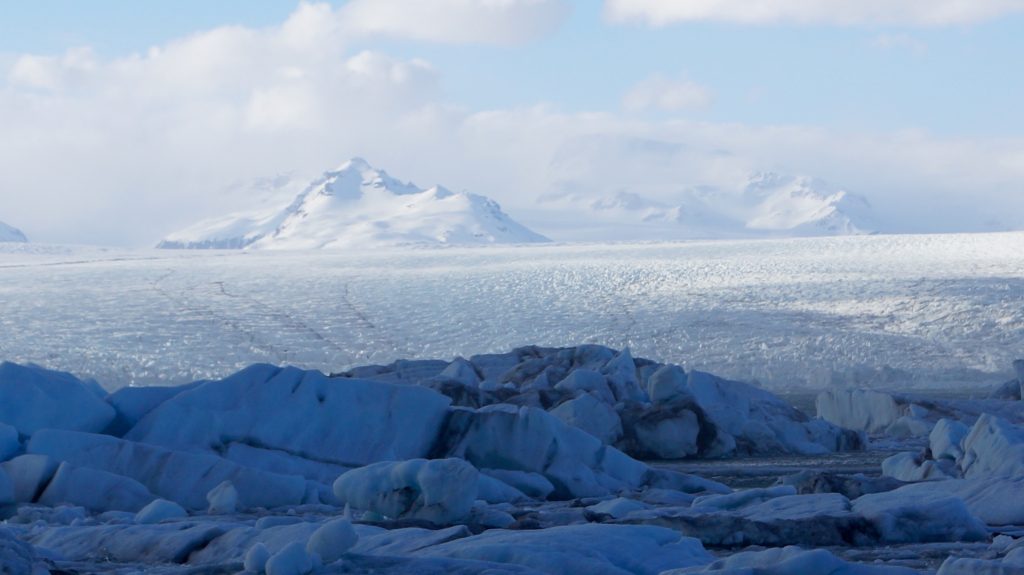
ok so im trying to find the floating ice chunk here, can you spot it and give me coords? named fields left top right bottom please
left=26, top=521, right=232, bottom=564
left=438, top=358, right=481, bottom=388
left=960, top=414, right=1024, bottom=479
left=441, top=404, right=648, bottom=499
left=265, top=541, right=312, bottom=575
left=0, top=454, right=59, bottom=503
left=333, top=459, right=478, bottom=524
left=351, top=524, right=471, bottom=556
left=28, top=429, right=307, bottom=510
left=990, top=377, right=1023, bottom=400
left=623, top=489, right=975, bottom=548
left=741, top=493, right=852, bottom=522
left=127, top=364, right=452, bottom=470
left=628, top=405, right=701, bottom=459
left=884, top=415, right=933, bottom=439
left=881, top=452, right=955, bottom=482
left=0, top=361, right=115, bottom=435
left=103, top=381, right=201, bottom=436
left=186, top=521, right=322, bottom=565
left=666, top=545, right=919, bottom=574
left=852, top=490, right=988, bottom=543
left=930, top=418, right=969, bottom=461
left=645, top=468, right=730, bottom=495
left=245, top=542, right=271, bottom=573
left=38, top=461, right=155, bottom=512
left=480, top=469, right=554, bottom=500
left=880, top=477, right=1024, bottom=526
left=938, top=555, right=1024, bottom=574
left=0, top=526, right=47, bottom=575
left=421, top=523, right=712, bottom=574
left=549, top=393, right=622, bottom=444
left=0, top=467, right=12, bottom=506
left=692, top=371, right=857, bottom=456
left=938, top=540, right=1024, bottom=575
left=601, top=347, right=646, bottom=402
left=908, top=403, right=929, bottom=418
left=477, top=473, right=529, bottom=504
left=135, top=498, right=188, bottom=524
left=776, top=470, right=904, bottom=499
left=586, top=497, right=650, bottom=519
left=554, top=369, right=615, bottom=405
left=816, top=389, right=902, bottom=435
left=0, top=422, right=18, bottom=462
left=937, top=532, right=1024, bottom=572
left=222, top=442, right=351, bottom=486
left=637, top=488, right=696, bottom=506
left=647, top=365, right=690, bottom=405
left=307, top=518, right=357, bottom=564
left=692, top=485, right=798, bottom=512
left=207, top=480, right=238, bottom=514
left=469, top=503, right=516, bottom=529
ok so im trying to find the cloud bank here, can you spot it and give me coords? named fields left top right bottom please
left=1, top=1, right=1023, bottom=245
left=605, top=0, right=1024, bottom=26
left=339, top=0, right=571, bottom=44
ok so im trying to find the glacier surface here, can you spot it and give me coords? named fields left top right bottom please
left=1, top=233, right=1022, bottom=391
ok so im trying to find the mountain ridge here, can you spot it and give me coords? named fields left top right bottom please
left=158, top=158, right=549, bottom=250
left=0, top=220, right=28, bottom=243
left=535, top=171, right=876, bottom=240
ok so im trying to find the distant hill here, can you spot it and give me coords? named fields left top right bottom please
left=539, top=172, right=876, bottom=240
left=158, top=158, right=549, bottom=250
left=0, top=220, right=28, bottom=243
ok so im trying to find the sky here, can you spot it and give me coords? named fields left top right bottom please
left=2, top=0, right=1024, bottom=245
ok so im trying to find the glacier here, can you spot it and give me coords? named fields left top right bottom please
left=2, top=232, right=1022, bottom=391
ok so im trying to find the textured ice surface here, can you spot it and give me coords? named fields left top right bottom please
left=1, top=232, right=1022, bottom=391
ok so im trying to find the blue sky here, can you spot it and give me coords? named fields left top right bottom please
left=4, top=1, right=1022, bottom=136
left=2, top=0, right=1024, bottom=244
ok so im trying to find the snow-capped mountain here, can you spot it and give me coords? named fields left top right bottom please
left=741, top=172, right=875, bottom=236
left=538, top=172, right=876, bottom=240
left=0, top=220, right=28, bottom=242
left=158, top=158, right=549, bottom=249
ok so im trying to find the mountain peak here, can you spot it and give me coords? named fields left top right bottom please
left=540, top=170, right=876, bottom=240
left=335, top=156, right=372, bottom=172
left=159, top=159, right=548, bottom=249
left=0, top=220, right=28, bottom=243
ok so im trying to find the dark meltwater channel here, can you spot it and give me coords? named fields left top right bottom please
left=648, top=450, right=897, bottom=489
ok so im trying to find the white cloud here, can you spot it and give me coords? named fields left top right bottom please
left=0, top=4, right=445, bottom=245
left=604, top=0, right=1024, bottom=26
left=1, top=2, right=1023, bottom=245
left=339, top=0, right=571, bottom=44
left=623, top=74, right=713, bottom=112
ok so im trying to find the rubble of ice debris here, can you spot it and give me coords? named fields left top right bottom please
left=339, top=345, right=865, bottom=459
left=816, top=360, right=1024, bottom=441
left=0, top=350, right=1022, bottom=574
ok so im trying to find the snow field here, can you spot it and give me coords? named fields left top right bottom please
left=2, top=232, right=1022, bottom=391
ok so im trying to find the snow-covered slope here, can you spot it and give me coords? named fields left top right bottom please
left=742, top=173, right=875, bottom=236
left=0, top=220, right=28, bottom=243
left=538, top=172, right=876, bottom=240
left=159, top=158, right=548, bottom=249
